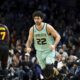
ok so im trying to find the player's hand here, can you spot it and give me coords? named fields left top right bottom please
left=26, top=47, right=32, bottom=53
left=50, top=45, right=56, bottom=51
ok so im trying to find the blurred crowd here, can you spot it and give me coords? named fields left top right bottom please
left=0, top=0, right=80, bottom=80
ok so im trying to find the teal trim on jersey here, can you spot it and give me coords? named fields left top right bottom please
left=33, top=22, right=55, bottom=51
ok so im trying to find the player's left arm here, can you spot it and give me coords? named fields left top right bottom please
left=47, top=24, right=61, bottom=50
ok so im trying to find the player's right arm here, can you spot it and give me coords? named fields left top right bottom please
left=5, top=25, right=10, bottom=44
left=26, top=27, right=34, bottom=53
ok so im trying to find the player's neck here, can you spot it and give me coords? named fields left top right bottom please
left=36, top=22, right=44, bottom=31
left=36, top=22, right=43, bottom=26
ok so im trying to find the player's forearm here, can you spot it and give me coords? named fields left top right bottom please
left=26, top=40, right=32, bottom=53
left=26, top=39, right=32, bottom=48
left=54, top=35, right=61, bottom=48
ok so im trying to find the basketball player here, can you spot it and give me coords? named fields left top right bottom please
left=0, top=24, right=9, bottom=77
left=26, top=11, right=61, bottom=79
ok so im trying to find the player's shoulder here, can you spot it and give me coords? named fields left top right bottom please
left=0, top=24, right=7, bottom=27
left=29, top=25, right=34, bottom=32
left=0, top=24, right=8, bottom=30
left=46, top=23, right=54, bottom=30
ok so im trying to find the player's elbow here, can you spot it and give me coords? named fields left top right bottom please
left=57, top=34, right=61, bottom=41
left=58, top=34, right=61, bottom=40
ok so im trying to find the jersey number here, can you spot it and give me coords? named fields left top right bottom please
left=0, top=32, right=6, bottom=40
left=37, top=38, right=47, bottom=45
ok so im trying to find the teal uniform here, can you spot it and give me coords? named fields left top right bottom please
left=33, top=22, right=56, bottom=69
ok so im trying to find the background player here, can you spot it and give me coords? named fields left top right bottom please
left=0, top=24, right=9, bottom=78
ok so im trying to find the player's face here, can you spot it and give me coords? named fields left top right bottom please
left=34, top=16, right=43, bottom=25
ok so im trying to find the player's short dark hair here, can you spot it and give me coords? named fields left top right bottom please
left=32, top=11, right=45, bottom=20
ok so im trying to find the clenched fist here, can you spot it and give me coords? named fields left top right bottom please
left=50, top=45, right=56, bottom=51
left=26, top=47, right=32, bottom=53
